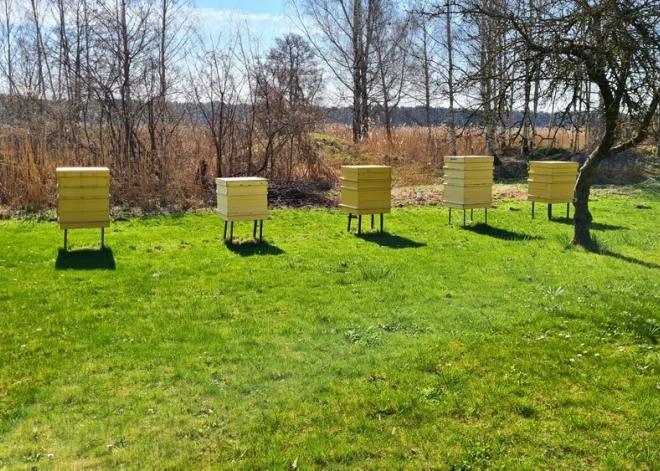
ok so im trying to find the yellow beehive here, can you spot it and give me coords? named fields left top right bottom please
left=528, top=161, right=579, bottom=204
left=57, top=167, right=110, bottom=230
left=216, top=177, right=268, bottom=221
left=442, top=156, right=494, bottom=209
left=340, top=165, right=391, bottom=215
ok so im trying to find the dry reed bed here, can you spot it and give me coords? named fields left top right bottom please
left=0, top=123, right=578, bottom=211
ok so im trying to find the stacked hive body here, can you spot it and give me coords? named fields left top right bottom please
left=216, top=177, right=268, bottom=221
left=56, top=167, right=110, bottom=230
left=527, top=161, right=579, bottom=204
left=340, top=165, right=392, bottom=216
left=442, top=156, right=494, bottom=209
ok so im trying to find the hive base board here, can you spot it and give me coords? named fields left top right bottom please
left=528, top=196, right=573, bottom=204
left=59, top=220, right=110, bottom=229
left=443, top=201, right=491, bottom=210
left=217, top=212, right=268, bottom=222
left=340, top=205, right=391, bottom=216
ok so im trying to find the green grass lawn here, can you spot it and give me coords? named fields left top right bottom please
left=1, top=190, right=659, bottom=470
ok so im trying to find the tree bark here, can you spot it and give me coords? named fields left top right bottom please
left=352, top=0, right=362, bottom=142
left=446, top=0, right=457, bottom=155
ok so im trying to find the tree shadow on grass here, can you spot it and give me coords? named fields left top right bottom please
left=550, top=217, right=626, bottom=231
left=464, top=223, right=543, bottom=241
left=224, top=240, right=285, bottom=257
left=599, top=250, right=660, bottom=269
left=582, top=243, right=660, bottom=270
left=55, top=247, right=116, bottom=270
left=356, top=232, right=426, bottom=249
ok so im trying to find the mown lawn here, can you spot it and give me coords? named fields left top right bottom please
left=1, top=189, right=659, bottom=470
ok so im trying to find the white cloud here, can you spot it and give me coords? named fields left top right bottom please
left=194, top=8, right=289, bottom=27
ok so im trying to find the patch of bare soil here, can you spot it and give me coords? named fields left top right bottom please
left=268, top=182, right=338, bottom=209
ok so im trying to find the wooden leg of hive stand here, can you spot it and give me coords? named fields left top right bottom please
left=449, top=208, right=452, bottom=224
left=259, top=220, right=263, bottom=242
left=64, top=230, right=68, bottom=251
left=101, top=228, right=104, bottom=249
left=532, top=201, right=535, bottom=219
left=463, top=210, right=466, bottom=226
left=470, top=209, right=473, bottom=220
left=567, top=203, right=570, bottom=219
left=253, top=220, right=257, bottom=239
left=485, top=209, right=488, bottom=225
left=380, top=214, right=383, bottom=233
left=371, top=214, right=374, bottom=230
left=347, top=214, right=352, bottom=232
left=358, top=215, right=362, bottom=235
left=223, top=221, right=227, bottom=240
left=230, top=222, right=234, bottom=242
left=548, top=204, right=552, bottom=220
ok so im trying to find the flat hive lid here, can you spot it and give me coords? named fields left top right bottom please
left=57, top=167, right=109, bottom=175
left=216, top=177, right=268, bottom=186
left=342, top=165, right=391, bottom=169
left=530, top=161, right=579, bottom=168
left=445, top=156, right=493, bottom=163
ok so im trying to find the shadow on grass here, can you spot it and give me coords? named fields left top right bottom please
left=464, top=223, right=542, bottom=241
left=588, top=247, right=660, bottom=270
left=356, top=232, right=426, bottom=249
left=55, top=247, right=116, bottom=270
left=224, top=240, right=285, bottom=257
left=550, top=217, right=626, bottom=231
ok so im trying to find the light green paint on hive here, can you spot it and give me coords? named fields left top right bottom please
left=527, top=161, right=579, bottom=204
left=442, top=156, right=494, bottom=209
left=215, top=177, right=269, bottom=221
left=339, top=165, right=391, bottom=215
left=56, top=167, right=110, bottom=230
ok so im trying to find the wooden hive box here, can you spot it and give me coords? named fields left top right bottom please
left=340, top=165, right=391, bottom=215
left=216, top=177, right=268, bottom=221
left=57, top=167, right=110, bottom=229
left=528, top=161, right=579, bottom=204
left=442, top=156, right=494, bottom=209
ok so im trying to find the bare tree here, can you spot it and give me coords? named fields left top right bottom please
left=293, top=0, right=377, bottom=142
left=462, top=0, right=660, bottom=246
left=264, top=33, right=323, bottom=180
left=372, top=0, right=411, bottom=142
left=190, top=30, right=240, bottom=178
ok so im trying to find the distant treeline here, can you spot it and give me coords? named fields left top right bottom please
left=324, top=106, right=591, bottom=129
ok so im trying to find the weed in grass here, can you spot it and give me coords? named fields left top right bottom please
left=555, top=232, right=574, bottom=249
left=643, top=319, right=659, bottom=344
left=542, top=285, right=568, bottom=299
left=345, top=326, right=381, bottom=346
left=358, top=264, right=396, bottom=282
left=589, top=233, right=611, bottom=254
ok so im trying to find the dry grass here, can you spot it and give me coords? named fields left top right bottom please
left=321, top=124, right=578, bottom=186
left=0, top=120, right=637, bottom=213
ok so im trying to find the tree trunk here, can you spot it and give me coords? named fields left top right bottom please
left=446, top=0, right=457, bottom=155
left=572, top=159, right=598, bottom=246
left=352, top=0, right=362, bottom=142
left=422, top=22, right=432, bottom=146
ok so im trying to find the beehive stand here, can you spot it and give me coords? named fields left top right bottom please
left=527, top=161, right=579, bottom=220
left=56, top=167, right=110, bottom=250
left=442, top=156, right=494, bottom=225
left=216, top=177, right=268, bottom=242
left=340, top=165, right=392, bottom=234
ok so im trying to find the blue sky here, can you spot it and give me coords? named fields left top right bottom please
left=194, top=0, right=296, bottom=46
left=195, top=0, right=286, bottom=15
